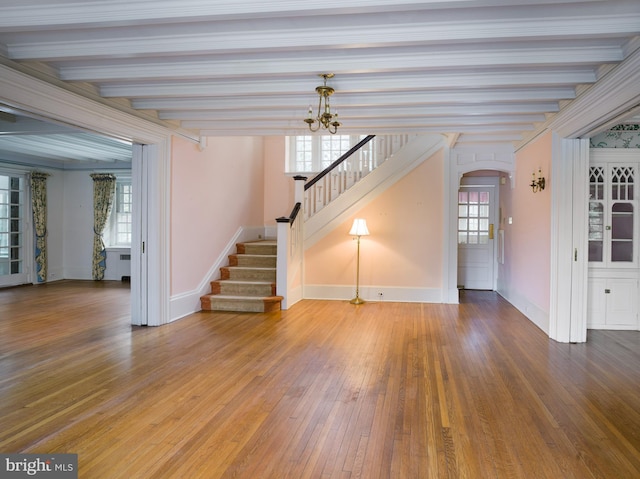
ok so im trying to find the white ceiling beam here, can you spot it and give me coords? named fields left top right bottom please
left=181, top=116, right=540, bottom=131
left=58, top=45, right=623, bottom=82
left=158, top=104, right=559, bottom=121
left=101, top=70, right=594, bottom=98
left=8, top=15, right=640, bottom=61
left=197, top=123, right=535, bottom=136
left=0, top=0, right=612, bottom=30
left=132, top=88, right=575, bottom=110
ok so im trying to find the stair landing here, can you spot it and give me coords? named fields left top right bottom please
left=200, top=240, right=283, bottom=313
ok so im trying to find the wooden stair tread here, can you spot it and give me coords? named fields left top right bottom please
left=224, top=266, right=276, bottom=270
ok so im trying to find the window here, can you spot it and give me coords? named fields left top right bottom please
left=0, top=174, right=24, bottom=279
left=288, top=135, right=362, bottom=173
left=106, top=177, right=132, bottom=246
left=458, top=190, right=490, bottom=245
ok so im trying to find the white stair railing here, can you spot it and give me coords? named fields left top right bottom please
left=303, top=134, right=413, bottom=220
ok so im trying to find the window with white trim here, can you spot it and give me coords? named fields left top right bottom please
left=287, top=135, right=364, bottom=173
left=106, top=177, right=132, bottom=247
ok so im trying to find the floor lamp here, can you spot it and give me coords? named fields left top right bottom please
left=349, top=218, right=369, bottom=305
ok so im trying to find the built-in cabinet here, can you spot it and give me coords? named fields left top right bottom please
left=587, top=150, right=640, bottom=330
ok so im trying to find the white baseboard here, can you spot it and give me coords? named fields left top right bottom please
left=588, top=323, right=640, bottom=331
left=303, top=284, right=443, bottom=303
left=497, top=287, right=549, bottom=334
left=62, top=268, right=92, bottom=280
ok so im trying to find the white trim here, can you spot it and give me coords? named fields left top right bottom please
left=304, top=284, right=443, bottom=303
left=497, top=288, right=549, bottom=335
left=0, top=63, right=173, bottom=326
left=587, top=324, right=640, bottom=331
left=447, top=144, right=516, bottom=304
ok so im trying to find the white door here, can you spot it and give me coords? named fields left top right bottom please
left=131, top=144, right=148, bottom=326
left=0, top=172, right=29, bottom=287
left=457, top=179, right=498, bottom=290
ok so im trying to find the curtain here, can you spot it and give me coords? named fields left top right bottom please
left=29, top=172, right=50, bottom=283
left=90, top=173, right=116, bottom=280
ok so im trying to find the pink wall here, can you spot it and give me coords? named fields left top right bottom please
left=499, top=132, right=552, bottom=317
left=263, top=136, right=294, bottom=226
left=305, top=149, right=444, bottom=289
left=170, top=136, right=265, bottom=295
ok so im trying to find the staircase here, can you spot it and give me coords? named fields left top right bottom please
left=200, top=240, right=283, bottom=313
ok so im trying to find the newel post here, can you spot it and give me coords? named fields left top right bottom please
left=276, top=176, right=307, bottom=310
left=293, top=175, right=307, bottom=205
left=276, top=216, right=291, bottom=309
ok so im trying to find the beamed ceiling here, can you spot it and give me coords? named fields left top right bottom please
left=1, top=0, right=640, bottom=166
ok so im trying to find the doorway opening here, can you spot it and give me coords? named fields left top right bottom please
left=457, top=173, right=501, bottom=292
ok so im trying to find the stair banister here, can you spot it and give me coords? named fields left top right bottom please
left=304, top=135, right=420, bottom=220
left=304, top=135, right=376, bottom=191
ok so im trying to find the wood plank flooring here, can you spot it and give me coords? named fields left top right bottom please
left=1, top=281, right=639, bottom=478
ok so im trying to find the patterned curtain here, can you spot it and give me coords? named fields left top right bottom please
left=90, top=173, right=116, bottom=280
left=29, top=172, right=50, bottom=283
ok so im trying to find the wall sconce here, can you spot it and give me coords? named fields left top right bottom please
left=530, top=167, right=546, bottom=193
left=349, top=218, right=369, bottom=305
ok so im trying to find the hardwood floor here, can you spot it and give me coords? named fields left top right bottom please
left=1, top=281, right=639, bottom=478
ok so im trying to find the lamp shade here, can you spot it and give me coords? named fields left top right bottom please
left=349, top=218, right=369, bottom=236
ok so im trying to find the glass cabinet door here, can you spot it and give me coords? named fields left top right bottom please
left=610, top=166, right=635, bottom=263
left=611, top=203, right=633, bottom=262
left=588, top=166, right=605, bottom=263
left=588, top=163, right=637, bottom=267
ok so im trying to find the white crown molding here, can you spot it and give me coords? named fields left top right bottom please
left=547, top=46, right=640, bottom=138
left=515, top=45, right=640, bottom=149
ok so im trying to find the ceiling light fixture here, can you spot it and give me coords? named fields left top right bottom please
left=304, top=73, right=341, bottom=134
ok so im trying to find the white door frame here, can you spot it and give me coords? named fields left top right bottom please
left=445, top=145, right=516, bottom=303
left=0, top=64, right=176, bottom=326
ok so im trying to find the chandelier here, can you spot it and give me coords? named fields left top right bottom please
left=304, top=73, right=341, bottom=134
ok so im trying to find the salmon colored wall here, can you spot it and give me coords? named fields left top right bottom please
left=263, top=136, right=293, bottom=227
left=305, top=149, right=444, bottom=289
left=500, top=131, right=552, bottom=321
left=170, top=136, right=264, bottom=295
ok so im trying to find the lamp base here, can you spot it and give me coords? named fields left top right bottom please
left=350, top=296, right=366, bottom=305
